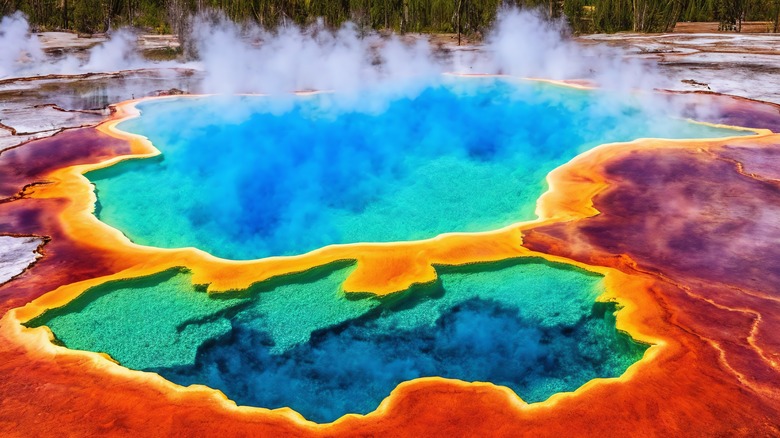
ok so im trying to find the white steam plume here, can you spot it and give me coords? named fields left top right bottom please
left=189, top=15, right=444, bottom=96
left=81, top=29, right=146, bottom=72
left=190, top=8, right=665, bottom=95
left=0, top=7, right=668, bottom=98
left=0, top=11, right=45, bottom=78
left=0, top=14, right=176, bottom=78
left=476, top=8, right=665, bottom=92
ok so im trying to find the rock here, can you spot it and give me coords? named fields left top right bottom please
left=0, top=235, right=44, bottom=284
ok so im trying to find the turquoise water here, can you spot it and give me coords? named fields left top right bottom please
left=88, top=78, right=743, bottom=260
left=29, top=258, right=647, bottom=423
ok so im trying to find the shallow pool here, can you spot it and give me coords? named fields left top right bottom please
left=29, top=258, right=647, bottom=423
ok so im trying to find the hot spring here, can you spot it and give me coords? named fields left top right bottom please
left=86, top=78, right=743, bottom=260
left=31, top=77, right=749, bottom=423
left=30, top=258, right=648, bottom=423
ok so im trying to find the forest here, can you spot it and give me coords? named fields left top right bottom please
left=3, top=0, right=780, bottom=37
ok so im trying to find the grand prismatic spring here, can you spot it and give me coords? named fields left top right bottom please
left=2, top=13, right=780, bottom=437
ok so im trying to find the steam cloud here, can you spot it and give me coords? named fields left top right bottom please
left=0, top=11, right=45, bottom=78
left=0, top=13, right=175, bottom=78
left=483, top=10, right=663, bottom=92
left=0, top=7, right=666, bottom=95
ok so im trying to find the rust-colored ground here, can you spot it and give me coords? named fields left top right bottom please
left=1, top=93, right=779, bottom=436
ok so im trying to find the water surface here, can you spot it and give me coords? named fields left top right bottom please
left=88, top=78, right=744, bottom=259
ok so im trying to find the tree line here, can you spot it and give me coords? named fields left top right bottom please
left=3, top=0, right=780, bottom=37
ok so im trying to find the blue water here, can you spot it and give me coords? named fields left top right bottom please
left=160, top=260, right=646, bottom=423
left=88, top=78, right=743, bottom=260
left=160, top=297, right=639, bottom=424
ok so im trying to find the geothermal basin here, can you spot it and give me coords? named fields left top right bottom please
left=16, top=77, right=755, bottom=423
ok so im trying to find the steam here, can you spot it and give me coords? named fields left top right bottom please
left=482, top=10, right=664, bottom=92
left=81, top=29, right=146, bottom=72
left=0, top=11, right=45, bottom=78
left=0, top=15, right=174, bottom=78
left=189, top=8, right=665, bottom=95
left=191, top=16, right=443, bottom=95
left=0, top=8, right=665, bottom=95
